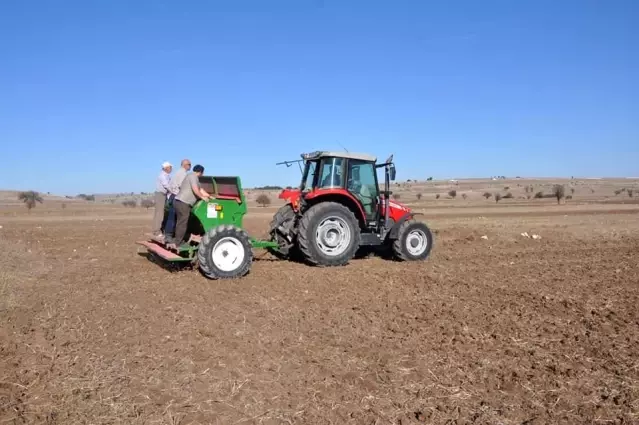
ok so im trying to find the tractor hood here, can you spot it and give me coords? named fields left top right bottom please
left=386, top=199, right=410, bottom=212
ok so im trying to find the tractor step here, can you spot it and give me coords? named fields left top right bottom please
left=136, top=240, right=193, bottom=262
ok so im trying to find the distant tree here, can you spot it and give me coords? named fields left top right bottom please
left=570, top=187, right=575, bottom=194
left=534, top=191, right=544, bottom=199
left=416, top=193, right=422, bottom=200
left=77, top=194, right=95, bottom=201
left=18, top=191, right=43, bottom=212
left=483, top=192, right=492, bottom=199
left=141, top=199, right=155, bottom=209
left=61, top=203, right=67, bottom=209
left=256, top=194, right=271, bottom=207
left=461, top=193, right=467, bottom=200
left=590, top=188, right=595, bottom=194
left=504, top=186, right=510, bottom=190
left=614, top=189, right=622, bottom=195
left=629, top=189, right=634, bottom=198
left=552, top=184, right=565, bottom=204
left=427, top=177, right=433, bottom=181
left=495, top=193, right=502, bottom=203
left=502, top=192, right=513, bottom=199
left=448, top=190, right=457, bottom=198
left=122, top=199, right=137, bottom=208
left=435, top=194, right=440, bottom=199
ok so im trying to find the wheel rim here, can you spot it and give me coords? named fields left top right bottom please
left=406, top=229, right=428, bottom=255
left=315, top=216, right=352, bottom=256
left=211, top=237, right=245, bottom=272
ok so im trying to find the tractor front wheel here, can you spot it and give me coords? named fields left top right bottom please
left=197, top=225, right=252, bottom=279
left=297, top=202, right=360, bottom=266
left=392, top=220, right=433, bottom=261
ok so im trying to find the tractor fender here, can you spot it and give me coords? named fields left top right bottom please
left=389, top=212, right=423, bottom=239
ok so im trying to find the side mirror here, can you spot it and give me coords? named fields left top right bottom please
left=389, top=164, right=396, bottom=181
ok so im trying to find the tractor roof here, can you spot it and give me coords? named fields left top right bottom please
left=301, top=151, right=377, bottom=162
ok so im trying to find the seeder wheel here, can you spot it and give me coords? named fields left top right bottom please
left=197, top=225, right=253, bottom=279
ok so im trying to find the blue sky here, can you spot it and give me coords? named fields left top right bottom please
left=1, top=0, right=637, bottom=195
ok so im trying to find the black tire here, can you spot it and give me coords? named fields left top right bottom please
left=267, top=204, right=299, bottom=260
left=197, top=225, right=252, bottom=279
left=392, top=220, right=433, bottom=261
left=297, top=202, right=361, bottom=266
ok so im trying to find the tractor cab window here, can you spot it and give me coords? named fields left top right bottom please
left=303, top=161, right=317, bottom=191
left=347, top=160, right=378, bottom=218
left=317, top=157, right=344, bottom=189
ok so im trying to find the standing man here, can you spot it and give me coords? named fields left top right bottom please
left=152, top=161, right=172, bottom=239
left=163, top=158, right=191, bottom=238
left=168, top=164, right=212, bottom=249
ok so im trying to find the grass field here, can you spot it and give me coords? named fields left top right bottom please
left=1, top=178, right=638, bottom=424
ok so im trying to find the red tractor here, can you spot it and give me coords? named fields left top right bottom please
left=268, top=151, right=433, bottom=266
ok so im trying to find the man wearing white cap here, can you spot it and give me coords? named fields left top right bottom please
left=152, top=161, right=172, bottom=239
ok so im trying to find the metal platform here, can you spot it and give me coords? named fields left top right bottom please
left=136, top=240, right=193, bottom=262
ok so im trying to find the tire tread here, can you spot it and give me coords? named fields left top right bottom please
left=198, top=225, right=253, bottom=279
left=392, top=219, right=433, bottom=261
left=297, top=202, right=361, bottom=266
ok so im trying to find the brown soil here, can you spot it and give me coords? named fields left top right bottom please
left=1, top=203, right=638, bottom=424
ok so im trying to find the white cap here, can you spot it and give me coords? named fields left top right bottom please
left=162, top=161, right=172, bottom=168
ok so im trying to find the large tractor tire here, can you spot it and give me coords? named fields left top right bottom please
left=267, top=204, right=300, bottom=260
left=197, top=225, right=252, bottom=279
left=392, top=219, right=433, bottom=261
left=297, top=202, right=361, bottom=266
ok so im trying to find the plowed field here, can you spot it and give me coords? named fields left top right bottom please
left=1, top=200, right=638, bottom=424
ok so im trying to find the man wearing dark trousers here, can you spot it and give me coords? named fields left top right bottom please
left=167, top=164, right=211, bottom=249
left=164, top=158, right=191, bottom=238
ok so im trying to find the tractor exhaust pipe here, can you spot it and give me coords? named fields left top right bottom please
left=384, top=162, right=391, bottom=231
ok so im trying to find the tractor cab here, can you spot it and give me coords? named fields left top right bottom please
left=287, top=151, right=400, bottom=229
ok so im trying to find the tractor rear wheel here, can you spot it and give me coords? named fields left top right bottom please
left=297, top=202, right=360, bottom=266
left=267, top=204, right=300, bottom=260
left=197, top=225, right=252, bottom=279
left=392, top=220, right=433, bottom=261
